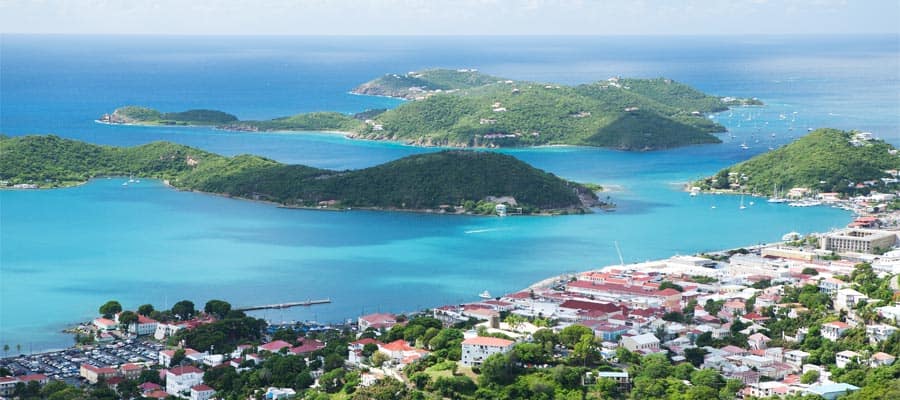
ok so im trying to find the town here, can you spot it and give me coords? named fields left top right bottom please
left=2, top=218, right=900, bottom=399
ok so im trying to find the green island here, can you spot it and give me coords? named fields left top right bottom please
left=0, top=135, right=604, bottom=215
left=100, top=69, right=762, bottom=150
left=695, top=128, right=900, bottom=196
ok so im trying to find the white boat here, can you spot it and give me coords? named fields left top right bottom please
left=121, top=182, right=128, bottom=186
left=740, top=143, right=750, bottom=150
left=479, top=291, right=492, bottom=299
left=689, top=186, right=700, bottom=197
left=739, top=195, right=747, bottom=210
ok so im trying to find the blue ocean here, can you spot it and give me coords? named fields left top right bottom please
left=1, top=35, right=898, bottom=351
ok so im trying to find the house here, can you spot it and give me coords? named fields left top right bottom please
left=805, top=383, right=859, bottom=400
left=461, top=336, right=515, bottom=367
left=79, top=364, right=118, bottom=384
left=190, top=384, right=216, bottom=400
left=159, top=348, right=201, bottom=367
left=0, top=377, right=17, bottom=397
left=784, top=350, right=810, bottom=368
left=165, top=366, right=204, bottom=396
left=748, top=381, right=789, bottom=398
left=265, top=387, right=297, bottom=399
left=139, top=382, right=162, bottom=394
left=128, top=315, right=159, bottom=336
left=865, top=323, right=898, bottom=343
left=822, top=321, right=851, bottom=341
left=747, top=333, right=770, bottom=350
left=835, top=350, right=860, bottom=368
left=358, top=313, right=398, bottom=331
left=818, top=277, right=846, bottom=296
left=870, top=352, right=896, bottom=367
left=348, top=338, right=381, bottom=365
left=620, top=333, right=660, bottom=353
left=377, top=339, right=429, bottom=366
left=835, top=288, right=868, bottom=313
left=119, top=363, right=143, bottom=379
left=92, top=317, right=118, bottom=331
left=290, top=338, right=326, bottom=355
left=587, top=371, right=631, bottom=392
left=258, top=340, right=293, bottom=354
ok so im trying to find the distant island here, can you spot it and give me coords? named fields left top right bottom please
left=694, top=128, right=900, bottom=196
left=100, top=68, right=762, bottom=151
left=0, top=135, right=605, bottom=215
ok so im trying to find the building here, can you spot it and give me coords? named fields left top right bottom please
left=376, top=339, right=429, bottom=365
left=92, top=318, right=118, bottom=331
left=165, top=366, right=204, bottom=396
left=588, top=371, right=631, bottom=392
left=358, top=313, right=398, bottom=331
left=865, top=323, right=898, bottom=343
left=870, top=352, right=896, bottom=367
left=747, top=333, right=770, bottom=350
left=190, top=384, right=216, bottom=400
left=258, top=340, right=293, bottom=354
left=835, top=350, right=860, bottom=368
left=461, top=336, right=515, bottom=367
left=128, top=315, right=159, bottom=336
left=119, top=363, right=144, bottom=380
left=835, top=288, right=868, bottom=313
left=805, top=383, right=859, bottom=400
left=620, top=333, right=660, bottom=353
left=784, top=350, right=810, bottom=368
left=79, top=364, right=118, bottom=384
left=265, top=387, right=297, bottom=399
left=820, top=229, right=897, bottom=254
left=0, top=375, right=50, bottom=396
left=822, top=321, right=851, bottom=341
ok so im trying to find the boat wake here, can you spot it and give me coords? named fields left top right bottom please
left=464, top=228, right=506, bottom=234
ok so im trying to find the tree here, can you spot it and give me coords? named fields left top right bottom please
left=170, top=349, right=186, bottom=366
left=801, top=370, right=820, bottom=384
left=801, top=267, right=819, bottom=275
left=684, top=347, right=708, bottom=367
left=118, top=311, right=139, bottom=328
left=99, top=300, right=122, bottom=318
left=479, top=353, right=518, bottom=386
left=2, top=344, right=7, bottom=357
left=559, top=324, right=593, bottom=348
left=204, top=300, right=232, bottom=318
left=137, top=304, right=154, bottom=316
left=659, top=281, right=684, bottom=292
left=116, top=379, right=140, bottom=399
left=370, top=351, right=390, bottom=367
left=171, top=300, right=195, bottom=320
left=571, top=334, right=597, bottom=366
left=704, top=299, right=724, bottom=316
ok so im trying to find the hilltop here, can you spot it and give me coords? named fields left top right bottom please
left=0, top=135, right=601, bottom=214
left=695, top=129, right=900, bottom=196
left=101, top=69, right=760, bottom=151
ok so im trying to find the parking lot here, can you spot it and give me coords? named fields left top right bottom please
left=1, top=339, right=164, bottom=382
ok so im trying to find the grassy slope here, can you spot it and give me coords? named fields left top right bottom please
left=0, top=135, right=595, bottom=212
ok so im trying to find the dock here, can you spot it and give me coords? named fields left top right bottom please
left=236, top=299, right=331, bottom=312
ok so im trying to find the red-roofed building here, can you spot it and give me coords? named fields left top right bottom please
left=16, top=374, right=49, bottom=385
left=145, top=390, right=169, bottom=398
left=166, top=366, right=204, bottom=395
left=80, top=364, right=118, bottom=384
left=376, top=339, right=429, bottom=366
left=822, top=321, right=851, bottom=341
left=139, top=382, right=162, bottom=393
left=258, top=340, right=293, bottom=353
left=461, top=336, right=515, bottom=366
left=358, top=313, right=398, bottom=331
left=93, top=317, right=118, bottom=331
left=566, top=281, right=682, bottom=310
left=190, top=384, right=216, bottom=400
left=290, top=339, right=325, bottom=355
left=120, top=363, right=144, bottom=379
left=128, top=314, right=159, bottom=336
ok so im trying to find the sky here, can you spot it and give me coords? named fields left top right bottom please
left=1, top=0, right=898, bottom=36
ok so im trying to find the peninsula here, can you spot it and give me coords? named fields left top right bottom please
left=0, top=135, right=603, bottom=215
left=694, top=128, right=900, bottom=197
left=100, top=69, right=762, bottom=151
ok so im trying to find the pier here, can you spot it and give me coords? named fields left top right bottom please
left=236, top=299, right=331, bottom=312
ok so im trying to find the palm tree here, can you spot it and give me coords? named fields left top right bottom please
left=2, top=344, right=8, bottom=358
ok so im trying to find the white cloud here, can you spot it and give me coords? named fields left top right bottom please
left=0, top=0, right=896, bottom=35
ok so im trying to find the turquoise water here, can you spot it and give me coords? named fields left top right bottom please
left=1, top=35, right=898, bottom=351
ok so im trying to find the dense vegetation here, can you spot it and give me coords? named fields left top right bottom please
left=352, top=71, right=746, bottom=150
left=104, top=69, right=758, bottom=151
left=0, top=135, right=598, bottom=213
left=352, top=68, right=501, bottom=99
left=696, top=129, right=900, bottom=195
left=109, top=106, right=238, bottom=125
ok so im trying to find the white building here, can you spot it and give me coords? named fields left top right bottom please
left=166, top=366, right=204, bottom=396
left=835, top=288, right=868, bottom=313
left=620, top=333, right=660, bottom=353
left=190, top=384, right=215, bottom=400
left=784, top=350, right=810, bottom=369
left=822, top=321, right=851, bottom=341
left=128, top=315, right=159, bottom=336
left=461, top=336, right=515, bottom=367
left=836, top=350, right=860, bottom=368
left=866, top=324, right=898, bottom=343
left=265, top=387, right=297, bottom=399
